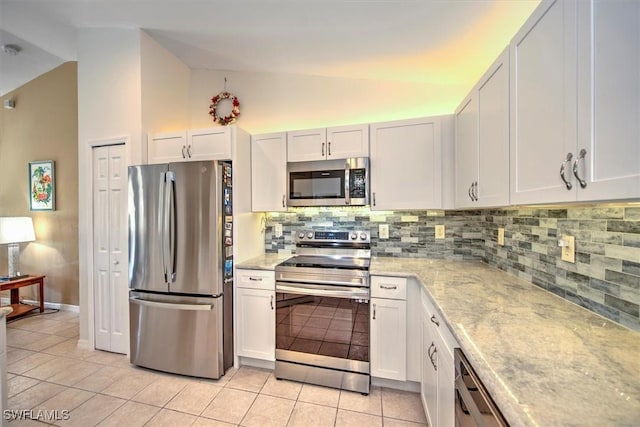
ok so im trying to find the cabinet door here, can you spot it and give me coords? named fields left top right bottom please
left=236, top=287, right=275, bottom=361
left=287, top=128, right=326, bottom=162
left=148, top=131, right=187, bottom=164
left=188, top=127, right=232, bottom=161
left=421, top=315, right=438, bottom=427
left=370, top=117, right=443, bottom=210
left=576, top=0, right=640, bottom=201
left=326, top=124, right=369, bottom=159
left=510, top=0, right=578, bottom=204
left=477, top=49, right=510, bottom=207
left=454, top=95, right=479, bottom=208
left=251, top=133, right=287, bottom=212
left=436, top=346, right=455, bottom=427
left=370, top=298, right=406, bottom=381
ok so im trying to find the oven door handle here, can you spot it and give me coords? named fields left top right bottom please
left=277, top=277, right=367, bottom=288
left=276, top=282, right=369, bottom=300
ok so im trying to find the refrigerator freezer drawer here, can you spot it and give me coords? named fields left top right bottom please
left=129, top=294, right=224, bottom=379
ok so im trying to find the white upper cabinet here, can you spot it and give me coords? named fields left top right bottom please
left=370, top=117, right=444, bottom=210
left=510, top=0, right=578, bottom=205
left=476, top=49, right=510, bottom=207
left=287, top=124, right=368, bottom=162
left=575, top=0, right=640, bottom=201
left=454, top=95, right=479, bottom=208
left=148, top=127, right=232, bottom=163
left=251, top=132, right=287, bottom=212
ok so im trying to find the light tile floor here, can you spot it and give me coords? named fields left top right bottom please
left=5, top=310, right=428, bottom=427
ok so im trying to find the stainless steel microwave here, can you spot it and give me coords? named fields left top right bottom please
left=287, top=157, right=369, bottom=207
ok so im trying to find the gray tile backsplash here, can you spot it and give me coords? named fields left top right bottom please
left=264, top=206, right=640, bottom=332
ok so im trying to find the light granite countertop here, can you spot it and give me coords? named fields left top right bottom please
left=236, top=253, right=293, bottom=271
left=371, top=257, right=640, bottom=427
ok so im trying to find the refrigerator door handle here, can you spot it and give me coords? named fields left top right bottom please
left=166, top=171, right=177, bottom=282
left=130, top=297, right=213, bottom=311
left=159, top=171, right=170, bottom=284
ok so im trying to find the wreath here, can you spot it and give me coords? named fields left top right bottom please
left=209, top=91, right=240, bottom=125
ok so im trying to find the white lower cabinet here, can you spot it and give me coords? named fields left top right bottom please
left=421, top=288, right=456, bottom=427
left=370, top=276, right=407, bottom=381
left=236, top=269, right=275, bottom=361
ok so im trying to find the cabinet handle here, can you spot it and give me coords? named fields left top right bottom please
left=328, top=141, right=331, bottom=156
left=560, top=152, right=573, bottom=190
left=473, top=181, right=478, bottom=201
left=321, top=142, right=325, bottom=156
left=249, top=277, right=263, bottom=281
left=468, top=183, right=474, bottom=201
left=430, top=345, right=438, bottom=371
left=187, top=145, right=192, bottom=158
left=373, top=192, right=376, bottom=207
left=427, top=342, right=434, bottom=359
left=181, top=145, right=187, bottom=158
left=380, top=284, right=397, bottom=290
left=282, top=195, right=286, bottom=208
left=430, top=314, right=440, bottom=327
left=270, top=295, right=274, bottom=310
left=572, top=148, right=588, bottom=189
left=372, top=303, right=376, bottom=320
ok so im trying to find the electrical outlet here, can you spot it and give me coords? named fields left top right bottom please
left=560, top=235, right=576, bottom=263
left=435, top=225, right=445, bottom=239
left=274, top=223, right=283, bottom=238
left=379, top=224, right=389, bottom=239
left=498, top=228, right=505, bottom=246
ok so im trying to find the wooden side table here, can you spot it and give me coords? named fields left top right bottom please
left=0, top=275, right=45, bottom=320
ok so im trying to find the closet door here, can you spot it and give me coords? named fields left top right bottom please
left=93, top=144, right=128, bottom=354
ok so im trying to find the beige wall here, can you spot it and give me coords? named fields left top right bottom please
left=0, top=62, right=79, bottom=306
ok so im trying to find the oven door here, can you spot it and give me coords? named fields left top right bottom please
left=275, top=281, right=370, bottom=393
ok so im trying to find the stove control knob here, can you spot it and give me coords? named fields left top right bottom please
left=307, top=232, right=314, bottom=239
left=350, top=232, right=357, bottom=240
left=298, top=232, right=305, bottom=239
left=359, top=232, right=368, bottom=240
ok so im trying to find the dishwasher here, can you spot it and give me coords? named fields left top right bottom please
left=454, top=348, right=509, bottom=427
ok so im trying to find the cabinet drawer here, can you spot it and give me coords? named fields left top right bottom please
left=371, top=276, right=407, bottom=300
left=236, top=269, right=275, bottom=290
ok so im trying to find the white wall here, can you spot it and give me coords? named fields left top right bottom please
left=77, top=28, right=143, bottom=346
left=189, top=69, right=464, bottom=134
left=141, top=31, right=191, bottom=135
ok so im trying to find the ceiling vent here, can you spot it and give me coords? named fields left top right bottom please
left=1, top=44, right=22, bottom=55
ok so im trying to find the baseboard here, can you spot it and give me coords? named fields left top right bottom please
left=1, top=297, right=79, bottom=313
left=76, top=339, right=92, bottom=351
left=238, top=356, right=275, bottom=370
left=371, top=377, right=421, bottom=392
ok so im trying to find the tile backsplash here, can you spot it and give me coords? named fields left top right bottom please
left=264, top=205, right=640, bottom=332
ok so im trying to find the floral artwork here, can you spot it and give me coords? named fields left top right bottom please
left=29, top=160, right=55, bottom=211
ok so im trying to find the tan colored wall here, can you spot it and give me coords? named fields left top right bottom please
left=0, top=62, right=79, bottom=306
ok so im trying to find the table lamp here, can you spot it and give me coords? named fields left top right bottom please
left=0, top=217, right=36, bottom=279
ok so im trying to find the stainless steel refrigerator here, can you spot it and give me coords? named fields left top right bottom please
left=128, top=160, right=234, bottom=379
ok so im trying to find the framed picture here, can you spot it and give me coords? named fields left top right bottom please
left=28, top=160, right=55, bottom=211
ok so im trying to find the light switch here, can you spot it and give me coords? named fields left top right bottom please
left=560, top=235, right=575, bottom=263
left=379, top=224, right=389, bottom=239
left=498, top=228, right=505, bottom=246
left=435, top=225, right=445, bottom=239
left=274, top=223, right=283, bottom=238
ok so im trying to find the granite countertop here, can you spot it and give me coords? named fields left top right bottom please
left=236, top=253, right=293, bottom=270
left=371, top=257, right=640, bottom=427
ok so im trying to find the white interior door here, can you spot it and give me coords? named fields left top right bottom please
left=93, top=144, right=128, bottom=354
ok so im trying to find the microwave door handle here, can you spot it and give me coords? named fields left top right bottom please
left=344, top=162, right=351, bottom=205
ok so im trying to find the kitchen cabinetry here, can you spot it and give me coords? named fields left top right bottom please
left=575, top=0, right=640, bottom=200
left=455, top=49, right=510, bottom=208
left=421, top=289, right=456, bottom=427
left=148, top=127, right=232, bottom=164
left=370, top=116, right=445, bottom=210
left=511, top=0, right=640, bottom=204
left=236, top=269, right=275, bottom=361
left=370, top=276, right=407, bottom=381
left=287, top=124, right=368, bottom=162
left=509, top=0, right=577, bottom=205
left=251, top=132, right=287, bottom=212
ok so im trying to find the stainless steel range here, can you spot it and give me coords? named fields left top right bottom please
left=274, top=230, right=371, bottom=394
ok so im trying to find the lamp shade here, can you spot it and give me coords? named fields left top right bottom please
left=0, top=217, right=36, bottom=244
